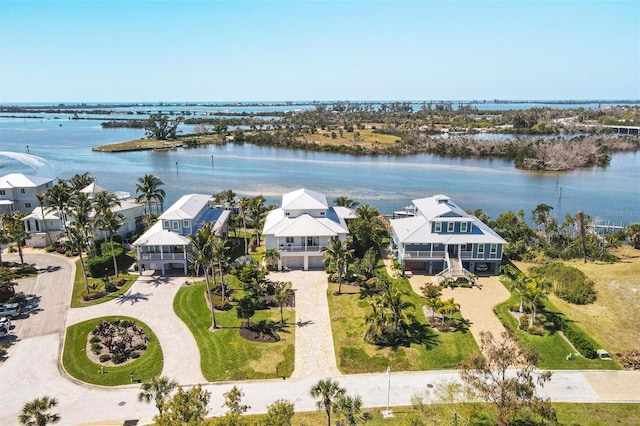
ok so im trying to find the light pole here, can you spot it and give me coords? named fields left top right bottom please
left=382, top=366, right=393, bottom=417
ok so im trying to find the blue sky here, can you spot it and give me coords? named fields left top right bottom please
left=0, top=0, right=638, bottom=102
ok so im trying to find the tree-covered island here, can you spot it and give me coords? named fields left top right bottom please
left=88, top=103, right=638, bottom=171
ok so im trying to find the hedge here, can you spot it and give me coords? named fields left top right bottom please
left=546, top=310, right=597, bottom=359
left=86, top=244, right=124, bottom=277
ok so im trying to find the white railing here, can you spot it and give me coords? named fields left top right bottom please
left=279, top=245, right=323, bottom=253
left=139, top=253, right=187, bottom=261
left=403, top=250, right=445, bottom=259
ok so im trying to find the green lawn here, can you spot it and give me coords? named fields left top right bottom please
left=494, top=292, right=619, bottom=370
left=62, top=316, right=163, bottom=386
left=329, top=272, right=479, bottom=373
left=239, top=403, right=640, bottom=426
left=173, top=282, right=295, bottom=381
left=70, top=261, right=138, bottom=308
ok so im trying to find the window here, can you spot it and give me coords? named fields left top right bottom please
left=447, top=222, right=455, bottom=232
left=285, top=236, right=294, bottom=244
left=285, top=212, right=290, bottom=216
left=172, top=221, right=180, bottom=231
left=163, top=220, right=170, bottom=229
left=434, top=222, right=442, bottom=232
left=477, top=244, right=485, bottom=256
left=0, top=189, right=5, bottom=195
left=490, top=244, right=498, bottom=257
left=460, top=222, right=468, bottom=233
left=320, top=211, right=325, bottom=216
left=182, top=220, right=189, bottom=228
left=25, top=203, right=32, bottom=208
left=20, top=188, right=26, bottom=193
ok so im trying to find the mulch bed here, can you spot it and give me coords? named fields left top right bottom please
left=239, top=325, right=281, bottom=343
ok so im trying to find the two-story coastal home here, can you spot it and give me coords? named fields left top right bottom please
left=22, top=181, right=145, bottom=248
left=132, top=193, right=230, bottom=276
left=263, top=188, right=351, bottom=270
left=389, top=194, right=506, bottom=277
left=0, top=173, right=54, bottom=215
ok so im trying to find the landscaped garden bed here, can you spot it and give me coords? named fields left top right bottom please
left=62, top=316, right=162, bottom=386
left=173, top=281, right=294, bottom=381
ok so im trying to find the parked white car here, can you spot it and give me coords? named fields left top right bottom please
left=0, top=303, right=20, bottom=319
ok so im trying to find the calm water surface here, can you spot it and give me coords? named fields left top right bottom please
left=0, top=117, right=638, bottom=223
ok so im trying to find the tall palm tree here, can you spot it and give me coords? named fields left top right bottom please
left=248, top=195, right=268, bottom=249
left=320, top=236, right=353, bottom=294
left=67, top=172, right=94, bottom=191
left=135, top=174, right=166, bottom=216
left=188, top=223, right=217, bottom=329
left=92, top=191, right=121, bottom=215
left=524, top=278, right=551, bottom=326
left=273, top=281, right=292, bottom=324
left=334, top=196, right=359, bottom=209
left=238, top=197, right=252, bottom=254
left=3, top=212, right=29, bottom=264
left=333, top=393, right=364, bottom=426
left=499, top=265, right=527, bottom=313
left=94, top=210, right=125, bottom=276
left=68, top=192, right=95, bottom=256
left=137, top=375, right=178, bottom=415
left=18, top=396, right=60, bottom=426
left=45, top=180, right=72, bottom=235
left=351, top=204, right=385, bottom=255
left=211, top=236, right=230, bottom=301
left=381, top=283, right=415, bottom=337
left=309, top=378, right=346, bottom=426
left=67, top=225, right=90, bottom=296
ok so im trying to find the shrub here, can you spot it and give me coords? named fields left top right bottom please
left=90, top=336, right=100, bottom=344
left=111, top=352, right=127, bottom=364
left=549, top=312, right=598, bottom=359
left=99, top=354, right=111, bottom=363
left=134, top=343, right=147, bottom=351
left=130, top=352, right=140, bottom=359
left=518, top=314, right=530, bottom=331
left=104, top=281, right=117, bottom=293
left=45, top=245, right=56, bottom=253
left=531, top=263, right=596, bottom=304
left=91, top=343, right=102, bottom=355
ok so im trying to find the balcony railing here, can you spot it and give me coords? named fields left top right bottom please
left=279, top=245, right=324, bottom=253
left=139, top=253, right=187, bottom=261
left=402, top=250, right=445, bottom=259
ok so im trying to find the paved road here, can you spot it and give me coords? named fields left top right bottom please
left=1, top=253, right=639, bottom=425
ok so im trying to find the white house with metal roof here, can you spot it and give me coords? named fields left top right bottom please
left=133, top=193, right=230, bottom=276
left=389, top=194, right=506, bottom=277
left=0, top=173, right=54, bottom=214
left=263, top=188, right=351, bottom=270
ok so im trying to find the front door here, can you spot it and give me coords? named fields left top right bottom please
left=447, top=244, right=458, bottom=256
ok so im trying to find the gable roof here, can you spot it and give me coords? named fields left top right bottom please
left=0, top=173, right=53, bottom=189
left=80, top=182, right=109, bottom=195
left=160, top=194, right=211, bottom=220
left=281, top=188, right=328, bottom=210
left=263, top=209, right=349, bottom=237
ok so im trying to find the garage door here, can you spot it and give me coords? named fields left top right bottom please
left=308, top=257, right=325, bottom=269
left=284, top=257, right=304, bottom=269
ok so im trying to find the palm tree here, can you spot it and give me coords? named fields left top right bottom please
left=334, top=196, right=359, bottom=209
left=92, top=190, right=121, bottom=215
left=211, top=236, right=230, bottom=301
left=238, top=197, right=252, bottom=254
left=67, top=172, right=94, bottom=190
left=437, top=298, right=460, bottom=326
left=3, top=212, right=29, bottom=264
left=351, top=204, right=385, bottom=255
left=364, top=298, right=387, bottom=341
left=67, top=225, right=90, bottom=296
left=524, top=278, right=551, bottom=326
left=135, top=174, right=166, bottom=216
left=309, top=378, right=346, bottom=426
left=273, top=281, right=292, bottom=324
left=333, top=393, right=364, bottom=426
left=94, top=210, right=125, bottom=276
left=381, top=283, right=415, bottom=337
left=248, top=195, right=268, bottom=249
left=188, top=223, right=217, bottom=329
left=499, top=264, right=527, bottom=313
left=68, top=192, right=95, bottom=256
left=628, top=223, right=640, bottom=249
left=320, top=236, right=353, bottom=294
left=19, top=396, right=60, bottom=425
left=262, top=247, right=280, bottom=271
left=45, top=180, right=72, bottom=235
left=137, top=375, right=178, bottom=415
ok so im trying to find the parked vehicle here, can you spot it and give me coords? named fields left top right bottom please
left=0, top=316, right=10, bottom=337
left=0, top=303, right=20, bottom=319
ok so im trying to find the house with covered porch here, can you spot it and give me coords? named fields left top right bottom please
left=389, top=194, right=505, bottom=277
left=263, top=188, right=351, bottom=270
left=132, top=193, right=230, bottom=276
